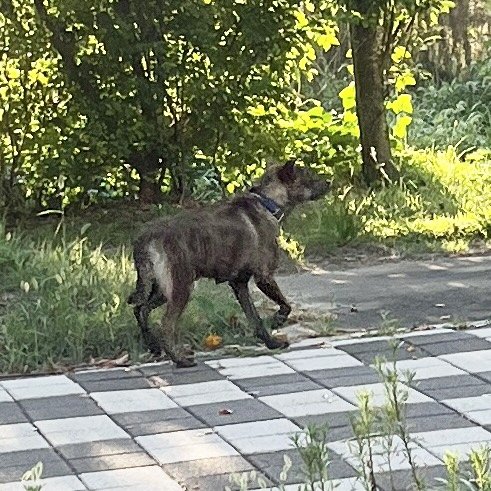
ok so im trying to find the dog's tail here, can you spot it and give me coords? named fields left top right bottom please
left=127, top=241, right=154, bottom=306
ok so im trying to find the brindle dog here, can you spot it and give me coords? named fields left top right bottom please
left=128, top=160, right=330, bottom=367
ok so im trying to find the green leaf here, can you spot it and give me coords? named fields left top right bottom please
left=391, top=46, right=411, bottom=64
left=395, top=72, right=416, bottom=92
left=393, top=114, right=412, bottom=139
left=294, top=10, right=308, bottom=28
left=247, top=104, right=267, bottom=117
left=387, top=94, right=413, bottom=114
left=306, top=106, right=324, bottom=118
left=339, top=82, right=356, bottom=110
left=7, top=66, right=21, bottom=79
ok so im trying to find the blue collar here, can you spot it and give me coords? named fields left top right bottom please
left=250, top=192, right=285, bottom=221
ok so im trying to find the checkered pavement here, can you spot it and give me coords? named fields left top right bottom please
left=2, top=324, right=491, bottom=490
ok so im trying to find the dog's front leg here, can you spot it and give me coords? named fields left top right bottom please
left=229, top=280, right=289, bottom=350
left=255, top=276, right=292, bottom=328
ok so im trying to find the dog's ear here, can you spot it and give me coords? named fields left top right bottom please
left=277, top=160, right=297, bottom=184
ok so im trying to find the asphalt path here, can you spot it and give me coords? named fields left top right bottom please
left=278, top=254, right=491, bottom=330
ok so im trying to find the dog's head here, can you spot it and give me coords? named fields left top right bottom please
left=254, top=160, right=330, bottom=208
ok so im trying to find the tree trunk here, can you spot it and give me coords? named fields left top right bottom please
left=350, top=8, right=399, bottom=186
left=130, top=150, right=163, bottom=204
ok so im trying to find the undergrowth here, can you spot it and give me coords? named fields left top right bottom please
left=0, top=223, right=249, bottom=374
left=286, top=147, right=491, bottom=255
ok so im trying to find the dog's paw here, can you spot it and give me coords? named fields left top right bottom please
left=272, top=312, right=289, bottom=328
left=176, top=358, right=198, bottom=369
left=265, top=337, right=289, bottom=350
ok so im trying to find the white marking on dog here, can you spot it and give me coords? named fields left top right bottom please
left=149, top=242, right=173, bottom=300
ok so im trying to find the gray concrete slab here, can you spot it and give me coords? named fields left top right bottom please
left=278, top=254, right=491, bottom=330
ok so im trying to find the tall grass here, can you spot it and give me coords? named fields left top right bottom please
left=285, top=147, right=491, bottom=254
left=0, top=223, right=246, bottom=374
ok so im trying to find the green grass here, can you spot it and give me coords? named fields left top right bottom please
left=0, top=224, right=253, bottom=374
left=285, top=147, right=491, bottom=255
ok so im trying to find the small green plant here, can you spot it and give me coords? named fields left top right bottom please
left=21, top=462, right=43, bottom=491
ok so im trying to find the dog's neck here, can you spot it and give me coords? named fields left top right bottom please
left=249, top=190, right=285, bottom=222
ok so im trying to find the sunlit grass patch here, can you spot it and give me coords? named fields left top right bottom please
left=285, top=147, right=491, bottom=254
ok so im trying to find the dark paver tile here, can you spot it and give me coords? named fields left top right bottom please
left=339, top=342, right=426, bottom=364
left=404, top=331, right=472, bottom=346
left=57, top=438, right=142, bottom=459
left=0, top=449, right=71, bottom=483
left=163, top=456, right=254, bottom=480
left=406, top=413, right=475, bottom=432
left=293, top=411, right=356, bottom=430
left=19, top=394, right=103, bottom=420
left=249, top=448, right=356, bottom=484
left=335, top=340, right=397, bottom=353
left=421, top=339, right=491, bottom=356
left=310, top=365, right=380, bottom=388
left=0, top=402, right=28, bottom=424
left=405, top=402, right=455, bottom=418
left=70, top=369, right=142, bottom=382
left=139, top=362, right=224, bottom=385
left=474, top=371, right=491, bottom=383
left=426, top=384, right=491, bottom=401
left=111, top=408, right=205, bottom=436
left=375, top=465, right=447, bottom=491
left=69, top=451, right=155, bottom=473
left=182, top=471, right=271, bottom=491
left=233, top=373, right=321, bottom=396
left=414, top=374, right=483, bottom=391
left=78, top=376, right=152, bottom=392
left=188, top=399, right=282, bottom=427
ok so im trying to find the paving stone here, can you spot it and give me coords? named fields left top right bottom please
left=215, top=419, right=301, bottom=454
left=0, top=375, right=85, bottom=400
left=208, top=357, right=294, bottom=380
left=19, top=394, right=103, bottom=420
left=0, top=448, right=71, bottom=483
left=475, top=371, right=491, bottom=383
left=292, top=410, right=356, bottom=430
left=421, top=338, right=491, bottom=356
left=187, top=398, right=282, bottom=427
left=308, top=365, right=380, bottom=388
left=339, top=341, right=427, bottom=364
left=69, top=451, right=155, bottom=473
left=428, top=442, right=491, bottom=460
left=0, top=389, right=13, bottom=403
left=162, top=455, right=254, bottom=480
left=332, top=383, right=431, bottom=407
left=260, top=389, right=356, bottom=418
left=375, top=465, right=447, bottom=491
left=139, top=362, right=225, bottom=384
left=406, top=413, right=475, bottom=433
left=334, top=339, right=397, bottom=354
left=248, top=448, right=357, bottom=484
left=278, top=351, right=363, bottom=372
left=414, top=426, right=491, bottom=448
left=378, top=357, right=466, bottom=380
left=405, top=401, right=456, bottom=418
left=182, top=471, right=271, bottom=491
left=466, top=327, right=491, bottom=338
left=57, top=438, right=143, bottom=460
left=74, top=376, right=152, bottom=392
left=136, top=428, right=239, bottom=464
left=442, top=395, right=491, bottom=413
left=90, top=388, right=178, bottom=414
left=0, top=402, right=27, bottom=424
left=468, top=409, right=491, bottom=426
left=414, top=374, right=484, bottom=391
left=162, top=380, right=251, bottom=406
left=69, top=368, right=142, bottom=382
left=111, top=408, right=205, bottom=437
left=35, top=415, right=129, bottom=446
left=440, top=349, right=491, bottom=373
left=0, top=422, right=49, bottom=453
left=424, top=383, right=491, bottom=401
left=328, top=436, right=441, bottom=473
left=0, top=475, right=86, bottom=491
left=79, top=466, right=183, bottom=491
left=232, top=372, right=321, bottom=396
left=404, top=331, right=472, bottom=346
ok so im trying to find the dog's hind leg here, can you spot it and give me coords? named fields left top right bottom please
left=229, top=280, right=289, bottom=350
left=156, top=281, right=196, bottom=368
left=255, top=276, right=292, bottom=328
left=133, top=282, right=167, bottom=355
